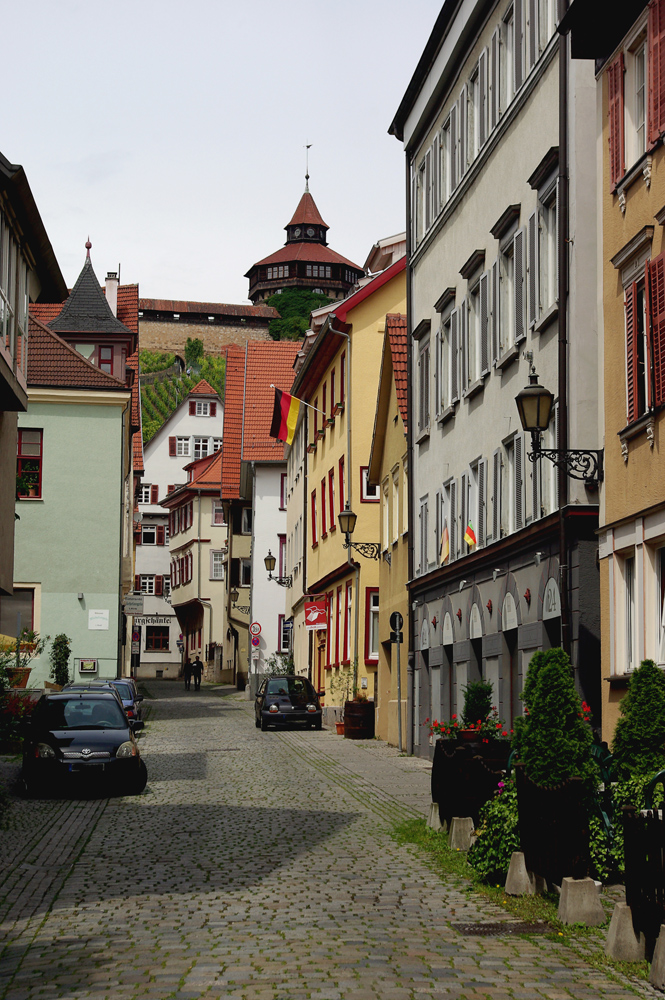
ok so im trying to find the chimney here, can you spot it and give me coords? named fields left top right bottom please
left=105, top=271, right=119, bottom=316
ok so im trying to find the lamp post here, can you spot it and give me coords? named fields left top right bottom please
left=338, top=502, right=381, bottom=560
left=229, top=586, right=249, bottom=616
left=515, top=370, right=603, bottom=487
left=264, top=549, right=292, bottom=588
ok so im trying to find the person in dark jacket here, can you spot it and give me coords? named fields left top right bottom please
left=192, top=657, right=203, bottom=691
left=183, top=659, right=193, bottom=691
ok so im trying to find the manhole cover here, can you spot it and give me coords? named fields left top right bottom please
left=451, top=921, right=551, bottom=936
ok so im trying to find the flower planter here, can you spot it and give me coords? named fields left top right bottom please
left=335, top=721, right=345, bottom=735
left=431, top=738, right=511, bottom=827
left=343, top=700, right=375, bottom=740
left=6, top=666, right=32, bottom=689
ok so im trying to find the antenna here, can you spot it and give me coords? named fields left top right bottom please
left=304, top=143, right=312, bottom=191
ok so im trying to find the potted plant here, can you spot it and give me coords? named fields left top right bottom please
left=344, top=688, right=375, bottom=740
left=49, top=634, right=72, bottom=689
left=1, top=629, right=48, bottom=689
left=329, top=665, right=352, bottom=734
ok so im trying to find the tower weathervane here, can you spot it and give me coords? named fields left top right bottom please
left=304, top=143, right=312, bottom=192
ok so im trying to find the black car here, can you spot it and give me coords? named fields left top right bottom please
left=22, top=691, right=147, bottom=797
left=255, top=675, right=322, bottom=731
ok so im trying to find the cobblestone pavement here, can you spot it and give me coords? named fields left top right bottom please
left=0, top=681, right=655, bottom=1000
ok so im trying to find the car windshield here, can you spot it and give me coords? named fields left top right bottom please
left=112, top=683, right=133, bottom=701
left=265, top=678, right=311, bottom=697
left=35, top=699, right=128, bottom=730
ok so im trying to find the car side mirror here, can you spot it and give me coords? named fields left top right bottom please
left=136, top=695, right=144, bottom=702
left=130, top=720, right=145, bottom=732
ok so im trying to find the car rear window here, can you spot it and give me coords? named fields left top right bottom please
left=265, top=678, right=311, bottom=697
left=112, top=683, right=133, bottom=700
left=35, top=698, right=128, bottom=730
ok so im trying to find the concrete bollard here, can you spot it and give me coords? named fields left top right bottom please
left=557, top=876, right=606, bottom=926
left=426, top=802, right=443, bottom=832
left=605, top=902, right=645, bottom=962
left=448, top=816, right=475, bottom=851
left=650, top=924, right=665, bottom=989
left=505, top=852, right=535, bottom=895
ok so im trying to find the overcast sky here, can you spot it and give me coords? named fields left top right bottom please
left=6, top=1, right=439, bottom=305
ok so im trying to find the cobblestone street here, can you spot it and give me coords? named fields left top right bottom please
left=0, top=683, right=654, bottom=1000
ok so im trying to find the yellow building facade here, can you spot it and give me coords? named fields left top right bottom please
left=291, top=259, right=406, bottom=717
left=367, top=315, right=409, bottom=746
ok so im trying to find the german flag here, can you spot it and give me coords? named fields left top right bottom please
left=269, top=388, right=301, bottom=446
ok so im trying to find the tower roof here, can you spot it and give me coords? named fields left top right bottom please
left=286, top=191, right=328, bottom=231
left=48, top=250, right=134, bottom=336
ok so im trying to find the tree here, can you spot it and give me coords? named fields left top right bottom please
left=49, top=634, right=72, bottom=687
left=265, top=288, right=332, bottom=341
left=611, top=659, right=665, bottom=780
left=185, top=337, right=204, bottom=367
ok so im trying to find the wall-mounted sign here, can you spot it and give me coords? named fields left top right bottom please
left=133, top=616, right=172, bottom=626
left=304, top=599, right=327, bottom=631
left=79, top=658, right=97, bottom=673
left=442, top=612, right=454, bottom=646
left=88, top=609, right=109, bottom=630
left=470, top=603, right=483, bottom=640
left=250, top=622, right=261, bottom=636
left=502, top=592, right=518, bottom=632
left=251, top=636, right=260, bottom=647
left=543, top=578, right=561, bottom=620
left=123, top=593, right=144, bottom=614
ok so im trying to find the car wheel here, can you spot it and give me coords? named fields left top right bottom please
left=260, top=717, right=268, bottom=731
left=255, top=716, right=261, bottom=728
left=127, top=760, right=148, bottom=796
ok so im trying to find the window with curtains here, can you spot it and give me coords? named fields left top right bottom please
left=328, top=469, right=336, bottom=529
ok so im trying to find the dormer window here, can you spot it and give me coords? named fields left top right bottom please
left=196, top=401, right=210, bottom=416
left=99, top=346, right=113, bottom=374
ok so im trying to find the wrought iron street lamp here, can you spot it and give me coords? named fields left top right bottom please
left=229, top=586, right=250, bottom=615
left=515, top=370, right=603, bottom=487
left=264, top=549, right=292, bottom=588
left=338, top=502, right=381, bottom=560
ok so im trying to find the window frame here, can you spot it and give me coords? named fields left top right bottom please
left=360, top=466, right=380, bottom=503
left=16, top=428, right=43, bottom=499
left=365, top=588, right=379, bottom=665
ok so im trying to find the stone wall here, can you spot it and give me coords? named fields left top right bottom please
left=139, top=319, right=272, bottom=357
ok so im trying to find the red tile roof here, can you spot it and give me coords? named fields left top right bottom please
left=159, top=451, right=221, bottom=506
left=220, top=341, right=300, bottom=500
left=27, top=315, right=128, bottom=391
left=386, top=313, right=408, bottom=431
left=139, top=298, right=278, bottom=319
left=189, top=379, right=217, bottom=396
left=250, top=241, right=361, bottom=271
left=286, top=191, right=328, bottom=230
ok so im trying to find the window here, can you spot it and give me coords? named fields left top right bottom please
left=209, top=551, right=223, bottom=580
left=311, top=490, right=318, bottom=546
left=321, top=478, right=327, bottom=535
left=240, top=558, right=251, bottom=587
left=440, top=118, right=451, bottom=203
left=419, top=496, right=429, bottom=573
left=138, top=484, right=151, bottom=504
left=140, top=575, right=155, bottom=595
left=212, top=500, right=225, bottom=525
left=212, top=438, right=222, bottom=453
left=314, top=397, right=319, bottom=437
left=403, top=458, right=409, bottom=535
left=0, top=587, right=34, bottom=636
left=418, top=339, right=430, bottom=431
left=279, top=534, right=286, bottom=578
left=99, top=346, right=113, bottom=374
left=625, top=555, right=636, bottom=670
left=330, top=370, right=336, bottom=413
left=280, top=473, right=287, bottom=510
left=392, top=471, right=399, bottom=543
left=340, top=353, right=346, bottom=403
left=382, top=479, right=389, bottom=550
left=16, top=429, right=43, bottom=498
left=176, top=437, right=190, bottom=457
left=531, top=187, right=557, bottom=323
left=241, top=507, right=252, bottom=534
left=146, top=626, right=169, bottom=651
left=658, top=548, right=665, bottom=664
left=142, top=525, right=156, bottom=545
left=504, top=434, right=525, bottom=534
left=625, top=251, right=665, bottom=424
left=163, top=575, right=171, bottom=599
left=338, top=456, right=345, bottom=512
left=194, top=437, right=209, bottom=460
left=328, top=470, right=336, bottom=530
left=443, top=478, right=457, bottom=562
left=437, top=309, right=458, bottom=413
left=195, top=401, right=210, bottom=416
left=360, top=467, right=379, bottom=502
left=322, top=383, right=327, bottom=424
left=278, top=615, right=292, bottom=654
left=344, top=582, right=352, bottom=663
left=365, top=589, right=379, bottom=664
left=462, top=275, right=489, bottom=392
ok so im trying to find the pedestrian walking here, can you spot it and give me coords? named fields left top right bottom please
left=183, top=659, right=193, bottom=691
left=192, top=656, right=203, bottom=691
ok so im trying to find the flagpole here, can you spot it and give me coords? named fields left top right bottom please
left=269, top=384, right=326, bottom=416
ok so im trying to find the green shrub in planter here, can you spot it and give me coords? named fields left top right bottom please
left=462, top=679, right=494, bottom=728
left=468, top=777, right=520, bottom=882
left=49, top=634, right=72, bottom=687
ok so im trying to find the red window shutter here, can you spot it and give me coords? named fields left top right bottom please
left=189, top=401, right=196, bottom=415
left=157, top=525, right=165, bottom=546
left=649, top=0, right=665, bottom=146
left=210, top=401, right=217, bottom=417
left=168, top=484, right=174, bottom=494
left=169, top=436, right=176, bottom=456
left=607, top=54, right=625, bottom=191
left=151, top=485, right=159, bottom=503
left=155, top=575, right=163, bottom=596
left=650, top=252, right=665, bottom=405
left=134, top=575, right=141, bottom=591
left=134, top=525, right=142, bottom=545
left=625, top=283, right=639, bottom=423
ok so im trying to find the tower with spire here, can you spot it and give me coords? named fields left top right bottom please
left=245, top=177, right=364, bottom=304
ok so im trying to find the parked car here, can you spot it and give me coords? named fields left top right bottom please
left=255, top=675, right=322, bottom=731
left=63, top=679, right=143, bottom=723
left=22, top=691, right=147, bottom=797
left=106, top=679, right=144, bottom=721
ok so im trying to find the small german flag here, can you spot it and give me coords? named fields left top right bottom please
left=269, top=387, right=301, bottom=446
left=464, top=521, right=477, bottom=547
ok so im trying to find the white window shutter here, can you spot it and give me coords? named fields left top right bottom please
left=432, top=135, right=440, bottom=217
left=434, top=325, right=441, bottom=417
left=461, top=472, right=467, bottom=553
left=490, top=28, right=500, bottom=128
left=527, top=211, right=538, bottom=327
left=515, top=435, right=524, bottom=530
left=425, top=149, right=432, bottom=231
left=479, top=49, right=488, bottom=147
left=450, top=479, right=458, bottom=560
left=491, top=259, right=500, bottom=364
left=411, top=165, right=417, bottom=247
left=555, top=177, right=560, bottom=303
left=515, top=0, right=524, bottom=91
left=528, top=0, right=538, bottom=69
left=514, top=227, right=526, bottom=344
left=492, top=448, right=502, bottom=541
left=531, top=444, right=540, bottom=523
left=479, top=270, right=490, bottom=375
left=460, top=299, right=468, bottom=393
left=450, top=308, right=459, bottom=402
left=478, top=459, right=487, bottom=547
left=458, top=90, right=467, bottom=177
left=450, top=103, right=458, bottom=189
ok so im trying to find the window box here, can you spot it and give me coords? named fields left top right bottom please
left=307, top=441, right=317, bottom=454
left=618, top=411, right=656, bottom=460
left=334, top=401, right=345, bottom=415
left=316, top=428, right=325, bottom=440
left=415, top=427, right=430, bottom=444
left=326, top=416, right=335, bottom=427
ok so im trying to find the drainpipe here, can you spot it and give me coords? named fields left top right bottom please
left=558, top=0, right=571, bottom=658
left=196, top=488, right=214, bottom=669
left=118, top=398, right=130, bottom=679
left=405, top=151, right=415, bottom=756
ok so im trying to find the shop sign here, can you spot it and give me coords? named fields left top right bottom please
left=133, top=616, right=172, bottom=626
